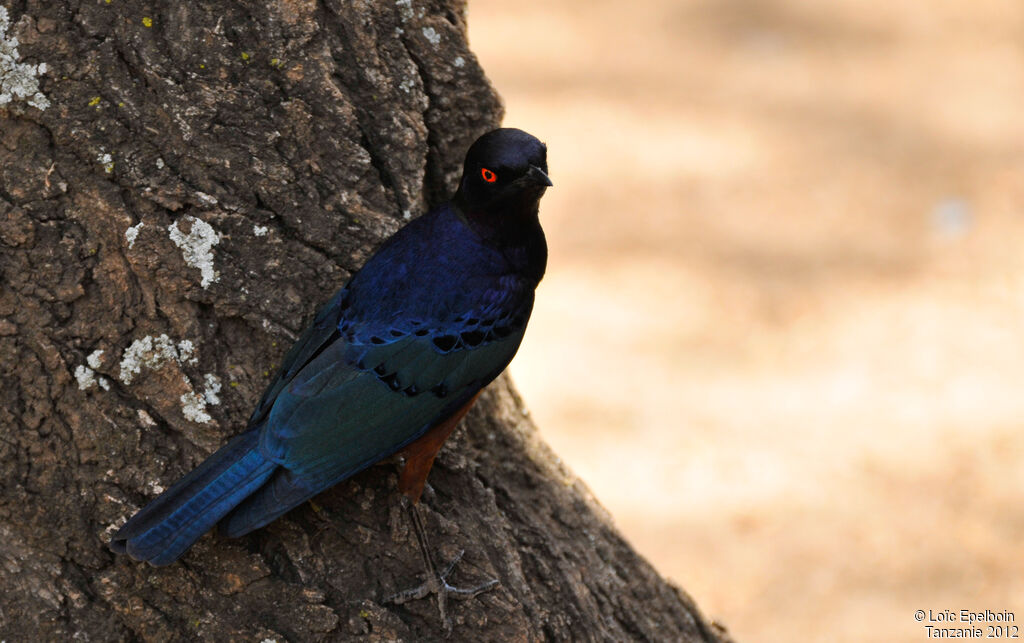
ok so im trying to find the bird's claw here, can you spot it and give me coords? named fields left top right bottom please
left=387, top=549, right=500, bottom=635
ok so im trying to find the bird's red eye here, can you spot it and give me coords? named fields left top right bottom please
left=481, top=167, right=497, bottom=183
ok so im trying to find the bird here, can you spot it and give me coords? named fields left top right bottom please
left=110, top=127, right=551, bottom=627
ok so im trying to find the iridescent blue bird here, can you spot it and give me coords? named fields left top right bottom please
left=111, top=129, right=550, bottom=619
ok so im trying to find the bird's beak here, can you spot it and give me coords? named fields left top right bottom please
left=526, top=165, right=553, bottom=187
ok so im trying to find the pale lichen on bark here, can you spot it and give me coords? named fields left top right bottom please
left=0, top=7, right=49, bottom=110
left=118, top=334, right=199, bottom=385
left=167, top=215, right=221, bottom=289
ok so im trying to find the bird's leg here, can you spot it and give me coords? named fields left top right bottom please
left=388, top=497, right=499, bottom=635
left=385, top=393, right=498, bottom=634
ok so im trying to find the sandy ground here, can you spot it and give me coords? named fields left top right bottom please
left=468, top=1, right=1024, bottom=640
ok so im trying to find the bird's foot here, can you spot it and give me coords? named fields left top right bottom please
left=387, top=549, right=499, bottom=636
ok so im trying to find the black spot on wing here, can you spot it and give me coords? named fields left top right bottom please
left=381, top=372, right=402, bottom=391
left=491, top=324, right=513, bottom=339
left=432, top=335, right=458, bottom=352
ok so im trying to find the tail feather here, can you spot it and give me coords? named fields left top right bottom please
left=219, top=468, right=318, bottom=538
left=110, top=429, right=276, bottom=566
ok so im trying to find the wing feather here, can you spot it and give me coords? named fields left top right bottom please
left=247, top=289, right=347, bottom=426
left=257, top=323, right=527, bottom=486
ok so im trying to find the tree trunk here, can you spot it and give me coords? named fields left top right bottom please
left=0, top=1, right=732, bottom=640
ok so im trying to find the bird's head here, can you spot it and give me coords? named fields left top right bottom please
left=454, top=128, right=552, bottom=217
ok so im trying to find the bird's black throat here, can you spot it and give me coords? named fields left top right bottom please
left=453, top=194, right=547, bottom=286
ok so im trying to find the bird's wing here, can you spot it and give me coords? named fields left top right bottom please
left=256, top=296, right=532, bottom=487
left=247, top=288, right=347, bottom=427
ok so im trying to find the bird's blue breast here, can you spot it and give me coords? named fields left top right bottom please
left=340, top=203, right=536, bottom=345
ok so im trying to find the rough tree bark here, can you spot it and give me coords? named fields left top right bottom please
left=0, top=1, right=733, bottom=641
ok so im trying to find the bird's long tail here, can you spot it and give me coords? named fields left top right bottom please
left=110, top=429, right=276, bottom=565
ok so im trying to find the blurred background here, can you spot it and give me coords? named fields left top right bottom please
left=469, top=0, right=1024, bottom=641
